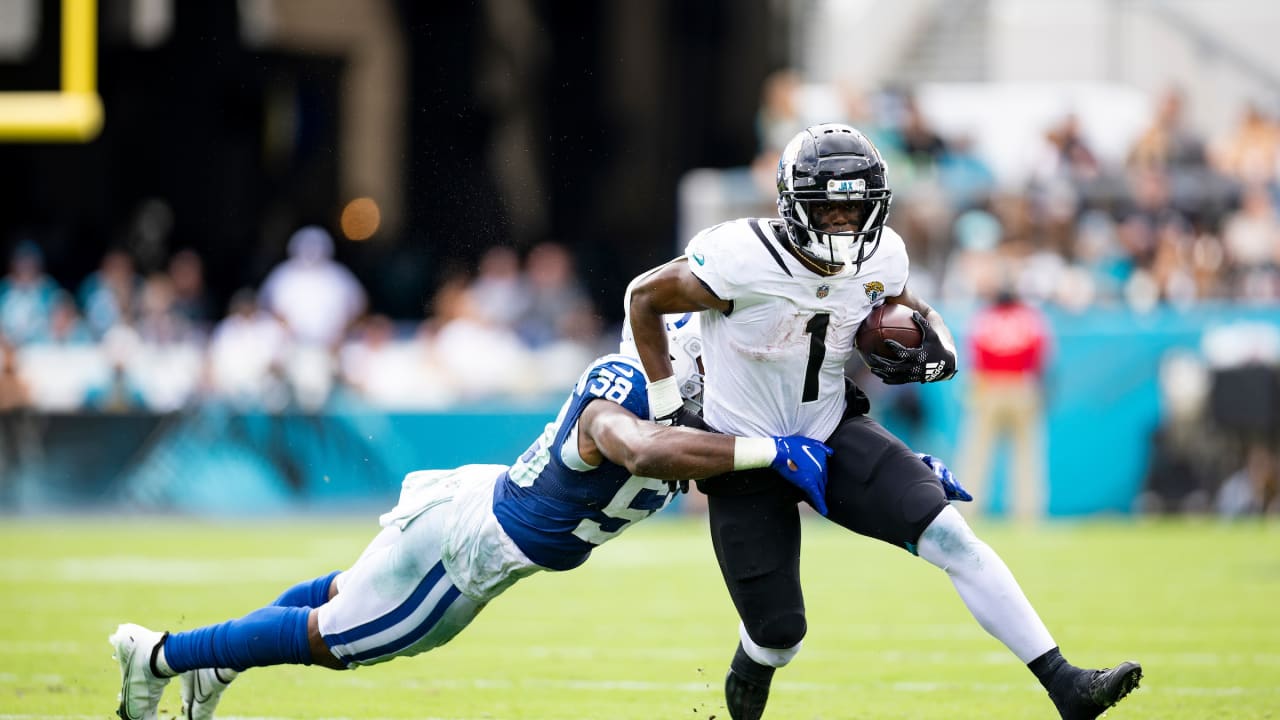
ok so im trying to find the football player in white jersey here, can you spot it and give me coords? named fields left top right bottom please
left=107, top=315, right=833, bottom=720
left=627, top=123, right=1142, bottom=720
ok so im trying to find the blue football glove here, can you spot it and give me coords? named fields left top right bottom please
left=917, top=452, right=973, bottom=502
left=771, top=435, right=833, bottom=515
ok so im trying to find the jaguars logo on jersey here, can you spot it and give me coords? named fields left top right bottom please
left=863, top=280, right=884, bottom=302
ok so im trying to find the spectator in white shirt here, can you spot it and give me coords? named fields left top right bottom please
left=207, top=289, right=292, bottom=411
left=259, top=226, right=367, bottom=349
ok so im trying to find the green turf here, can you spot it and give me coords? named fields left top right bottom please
left=1, top=514, right=1277, bottom=719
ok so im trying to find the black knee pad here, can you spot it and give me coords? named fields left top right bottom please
left=747, top=611, right=807, bottom=652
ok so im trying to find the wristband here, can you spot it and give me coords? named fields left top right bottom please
left=733, top=437, right=777, bottom=470
left=647, top=375, right=682, bottom=419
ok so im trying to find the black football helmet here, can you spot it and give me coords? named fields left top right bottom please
left=776, top=123, right=892, bottom=274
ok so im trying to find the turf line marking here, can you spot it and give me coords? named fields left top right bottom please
left=0, top=683, right=1274, bottom=720
left=0, top=716, right=102, bottom=720
left=303, top=675, right=1280, bottom=696
left=0, top=557, right=311, bottom=584
left=0, top=641, right=84, bottom=653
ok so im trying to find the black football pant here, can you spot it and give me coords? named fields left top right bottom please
left=704, top=413, right=950, bottom=653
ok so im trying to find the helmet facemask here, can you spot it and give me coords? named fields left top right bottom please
left=786, top=192, right=890, bottom=275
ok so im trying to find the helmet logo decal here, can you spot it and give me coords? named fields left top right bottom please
left=863, top=281, right=884, bottom=302
left=816, top=283, right=831, bottom=299
left=667, top=312, right=694, bottom=330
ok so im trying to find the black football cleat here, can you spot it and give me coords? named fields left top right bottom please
left=1049, top=661, right=1143, bottom=719
left=725, top=667, right=771, bottom=720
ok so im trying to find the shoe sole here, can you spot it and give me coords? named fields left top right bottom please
left=1099, top=661, right=1143, bottom=710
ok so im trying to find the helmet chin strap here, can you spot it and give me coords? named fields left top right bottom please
left=833, top=234, right=856, bottom=275
left=833, top=201, right=883, bottom=275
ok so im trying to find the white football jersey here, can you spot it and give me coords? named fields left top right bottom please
left=686, top=218, right=909, bottom=441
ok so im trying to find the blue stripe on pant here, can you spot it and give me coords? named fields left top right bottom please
left=322, top=561, right=455, bottom=656
left=347, top=585, right=464, bottom=663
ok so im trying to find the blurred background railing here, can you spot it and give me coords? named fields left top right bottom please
left=1, top=0, right=1277, bottom=519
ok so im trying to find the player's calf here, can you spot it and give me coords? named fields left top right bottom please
left=271, top=570, right=341, bottom=608
left=725, top=668, right=770, bottom=720
left=725, top=642, right=773, bottom=720
left=725, top=624, right=803, bottom=720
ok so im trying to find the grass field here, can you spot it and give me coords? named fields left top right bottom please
left=1, top=514, right=1277, bottom=719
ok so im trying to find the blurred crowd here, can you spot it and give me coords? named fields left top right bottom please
left=748, top=73, right=1280, bottom=519
left=4, top=78, right=1280, bottom=422
left=0, top=227, right=603, bottom=414
left=1141, top=324, right=1280, bottom=518
left=751, top=73, right=1280, bottom=311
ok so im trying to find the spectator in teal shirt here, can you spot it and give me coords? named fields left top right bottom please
left=0, top=240, right=61, bottom=346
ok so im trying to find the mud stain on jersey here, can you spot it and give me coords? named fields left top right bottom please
left=729, top=311, right=810, bottom=361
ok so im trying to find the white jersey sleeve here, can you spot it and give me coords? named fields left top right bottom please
left=682, top=219, right=911, bottom=441
left=684, top=220, right=759, bottom=302
left=875, top=226, right=911, bottom=298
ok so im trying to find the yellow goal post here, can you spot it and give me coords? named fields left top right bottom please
left=0, top=0, right=102, bottom=142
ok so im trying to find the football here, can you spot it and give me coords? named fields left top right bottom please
left=855, top=303, right=923, bottom=358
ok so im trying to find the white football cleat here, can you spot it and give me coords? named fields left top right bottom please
left=109, top=623, right=171, bottom=720
left=180, top=667, right=239, bottom=720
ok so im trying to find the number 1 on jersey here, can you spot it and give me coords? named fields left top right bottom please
left=803, top=313, right=830, bottom=403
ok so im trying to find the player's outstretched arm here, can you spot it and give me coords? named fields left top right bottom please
left=626, top=260, right=731, bottom=422
left=579, top=400, right=832, bottom=514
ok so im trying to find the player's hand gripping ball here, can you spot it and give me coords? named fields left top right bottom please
left=857, top=304, right=957, bottom=385
left=855, top=303, right=923, bottom=358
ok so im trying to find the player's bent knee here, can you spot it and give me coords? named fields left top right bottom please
left=917, top=505, right=982, bottom=571
left=739, top=619, right=804, bottom=668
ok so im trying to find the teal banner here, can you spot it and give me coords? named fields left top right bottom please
left=4, top=304, right=1277, bottom=517
left=905, top=303, right=1280, bottom=516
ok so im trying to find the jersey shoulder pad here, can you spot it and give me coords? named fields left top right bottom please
left=685, top=218, right=757, bottom=256
left=875, top=226, right=911, bottom=295
left=685, top=218, right=766, bottom=300
left=575, top=355, right=649, bottom=419
left=879, top=226, right=907, bottom=260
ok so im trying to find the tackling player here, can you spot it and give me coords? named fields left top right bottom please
left=108, top=314, right=832, bottom=720
left=627, top=123, right=1142, bottom=720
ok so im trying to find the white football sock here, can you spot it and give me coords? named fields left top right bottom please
left=917, top=505, right=1056, bottom=663
left=154, top=645, right=176, bottom=677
